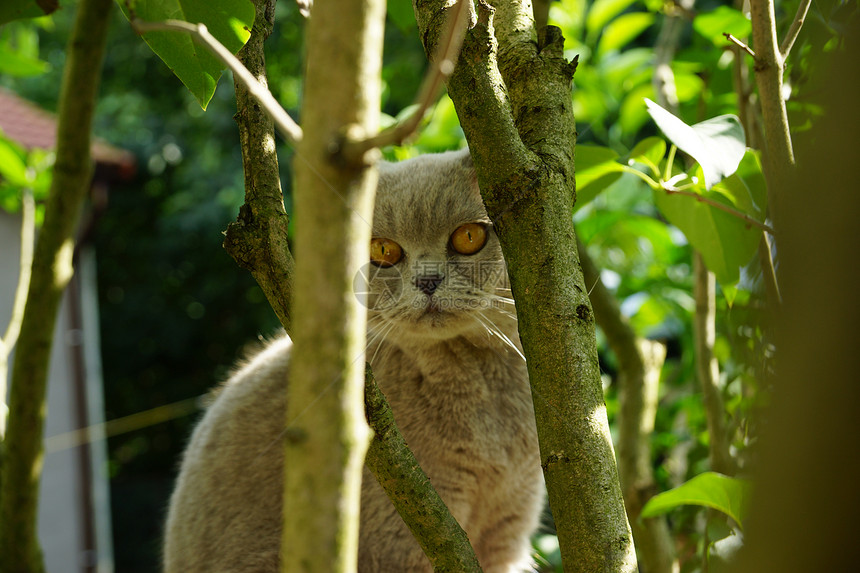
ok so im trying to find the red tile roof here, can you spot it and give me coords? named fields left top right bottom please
left=0, top=87, right=136, bottom=177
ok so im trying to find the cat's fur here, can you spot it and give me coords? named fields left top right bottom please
left=163, top=150, right=544, bottom=572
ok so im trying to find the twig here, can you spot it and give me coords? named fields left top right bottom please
left=339, top=0, right=470, bottom=162
left=1, top=189, right=34, bottom=352
left=130, top=18, right=303, bottom=144
left=0, top=189, right=35, bottom=437
left=693, top=253, right=737, bottom=477
left=724, top=33, right=756, bottom=58
left=662, top=183, right=776, bottom=234
left=780, top=0, right=812, bottom=60
left=758, top=231, right=782, bottom=305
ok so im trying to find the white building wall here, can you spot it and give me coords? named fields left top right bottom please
left=1, top=209, right=114, bottom=573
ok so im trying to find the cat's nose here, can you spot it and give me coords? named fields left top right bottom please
left=414, top=275, right=444, bottom=296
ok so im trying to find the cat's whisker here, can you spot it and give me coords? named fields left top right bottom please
left=468, top=313, right=496, bottom=344
left=476, top=311, right=525, bottom=362
left=368, top=320, right=397, bottom=366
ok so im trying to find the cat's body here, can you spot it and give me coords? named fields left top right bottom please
left=163, top=150, right=544, bottom=572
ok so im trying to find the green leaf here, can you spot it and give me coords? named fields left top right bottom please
left=0, top=21, right=52, bottom=76
left=724, top=149, right=767, bottom=218
left=586, top=0, right=638, bottom=38
left=0, top=42, right=50, bottom=76
left=575, top=144, right=625, bottom=207
left=0, top=135, right=29, bottom=187
left=654, top=167, right=761, bottom=286
left=120, top=0, right=255, bottom=109
left=619, top=83, right=655, bottom=135
left=645, top=98, right=746, bottom=189
left=597, top=12, right=655, bottom=56
left=693, top=6, right=752, bottom=46
left=0, top=0, right=63, bottom=25
left=628, top=136, right=666, bottom=177
left=641, top=472, right=752, bottom=529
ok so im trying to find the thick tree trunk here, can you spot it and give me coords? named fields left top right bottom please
left=580, top=245, right=677, bottom=573
left=0, top=1, right=113, bottom=571
left=415, top=1, right=637, bottom=570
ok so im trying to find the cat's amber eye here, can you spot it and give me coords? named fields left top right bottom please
left=370, top=238, right=403, bottom=267
left=450, top=223, right=488, bottom=255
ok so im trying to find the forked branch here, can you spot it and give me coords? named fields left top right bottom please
left=130, top=18, right=304, bottom=144
left=339, top=0, right=471, bottom=162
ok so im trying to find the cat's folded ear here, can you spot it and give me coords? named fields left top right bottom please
left=453, top=147, right=479, bottom=189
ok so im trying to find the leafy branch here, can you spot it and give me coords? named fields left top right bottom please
left=130, top=17, right=304, bottom=144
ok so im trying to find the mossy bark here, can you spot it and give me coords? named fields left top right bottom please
left=580, top=245, right=677, bottom=573
left=415, top=1, right=637, bottom=570
left=363, top=365, right=482, bottom=572
left=224, top=0, right=296, bottom=333
left=0, top=0, right=113, bottom=571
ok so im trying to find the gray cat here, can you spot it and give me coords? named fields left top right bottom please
left=163, top=149, right=544, bottom=572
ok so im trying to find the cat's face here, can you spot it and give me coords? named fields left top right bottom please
left=360, top=150, right=512, bottom=343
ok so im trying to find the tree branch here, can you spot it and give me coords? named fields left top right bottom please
left=693, top=253, right=736, bottom=476
left=780, top=0, right=812, bottom=60
left=749, top=0, right=795, bottom=233
left=415, top=1, right=637, bottom=570
left=724, top=33, right=756, bottom=59
left=363, top=365, right=482, bottom=572
left=130, top=18, right=303, bottom=145
left=579, top=242, right=677, bottom=573
left=0, top=0, right=113, bottom=570
left=223, top=0, right=296, bottom=333
left=0, top=189, right=34, bottom=438
left=532, top=0, right=551, bottom=31
left=662, top=184, right=775, bottom=234
left=341, top=0, right=470, bottom=162
left=281, top=0, right=384, bottom=568
left=758, top=231, right=782, bottom=305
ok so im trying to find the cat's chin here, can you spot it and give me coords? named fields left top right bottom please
left=380, top=307, right=484, bottom=343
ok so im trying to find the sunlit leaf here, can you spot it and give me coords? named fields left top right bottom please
left=628, top=136, right=665, bottom=177
left=0, top=136, right=29, bottom=186
left=693, top=6, right=752, bottom=46
left=654, top=167, right=761, bottom=286
left=597, top=12, right=655, bottom=56
left=119, top=0, right=255, bottom=109
left=586, top=0, right=638, bottom=38
left=641, top=472, right=752, bottom=529
left=0, top=23, right=52, bottom=76
left=619, top=84, right=655, bottom=135
left=645, top=98, right=746, bottom=189
left=0, top=43, right=50, bottom=76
